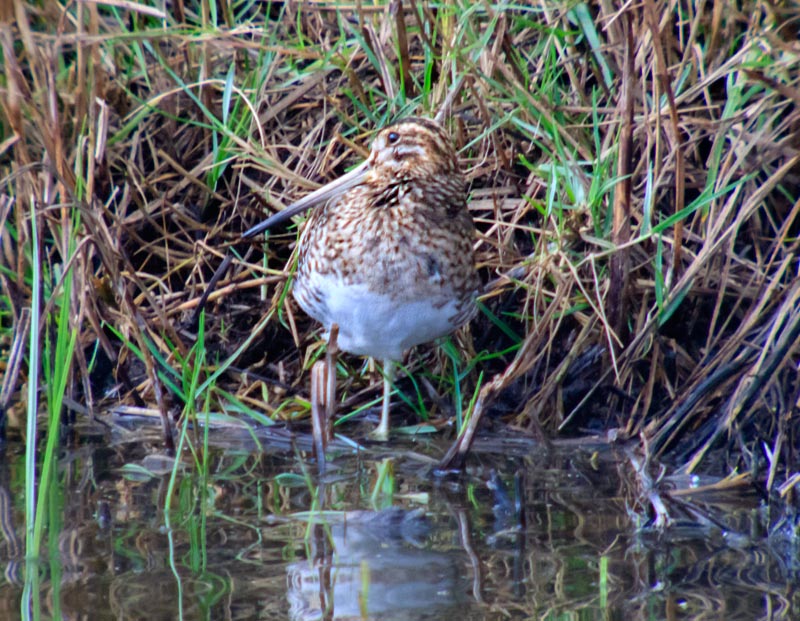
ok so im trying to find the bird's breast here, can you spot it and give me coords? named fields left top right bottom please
left=293, top=273, right=469, bottom=360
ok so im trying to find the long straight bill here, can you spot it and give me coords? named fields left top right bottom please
left=242, top=161, right=369, bottom=238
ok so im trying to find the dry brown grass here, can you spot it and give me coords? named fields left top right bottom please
left=1, top=1, right=799, bottom=492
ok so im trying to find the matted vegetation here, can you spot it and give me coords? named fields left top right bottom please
left=2, top=1, right=799, bottom=515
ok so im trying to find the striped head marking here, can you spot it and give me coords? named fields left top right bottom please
left=367, top=117, right=459, bottom=179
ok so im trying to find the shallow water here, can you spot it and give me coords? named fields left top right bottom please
left=1, top=418, right=797, bottom=620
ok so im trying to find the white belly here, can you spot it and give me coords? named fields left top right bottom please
left=295, top=274, right=461, bottom=361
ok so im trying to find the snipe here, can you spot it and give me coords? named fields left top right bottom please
left=244, top=117, right=478, bottom=440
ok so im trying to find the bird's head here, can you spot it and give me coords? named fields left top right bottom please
left=366, top=117, right=460, bottom=181
left=242, top=117, right=461, bottom=237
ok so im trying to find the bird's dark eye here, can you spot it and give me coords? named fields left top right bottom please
left=387, top=131, right=400, bottom=144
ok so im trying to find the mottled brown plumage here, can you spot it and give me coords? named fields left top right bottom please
left=245, top=117, right=478, bottom=439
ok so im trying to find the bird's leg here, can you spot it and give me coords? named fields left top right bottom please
left=370, top=358, right=395, bottom=441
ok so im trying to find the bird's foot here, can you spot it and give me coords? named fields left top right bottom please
left=368, top=423, right=390, bottom=442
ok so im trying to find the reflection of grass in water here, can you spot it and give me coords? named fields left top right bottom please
left=3, top=422, right=775, bottom=620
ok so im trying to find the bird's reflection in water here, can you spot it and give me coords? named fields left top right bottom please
left=287, top=508, right=468, bottom=620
